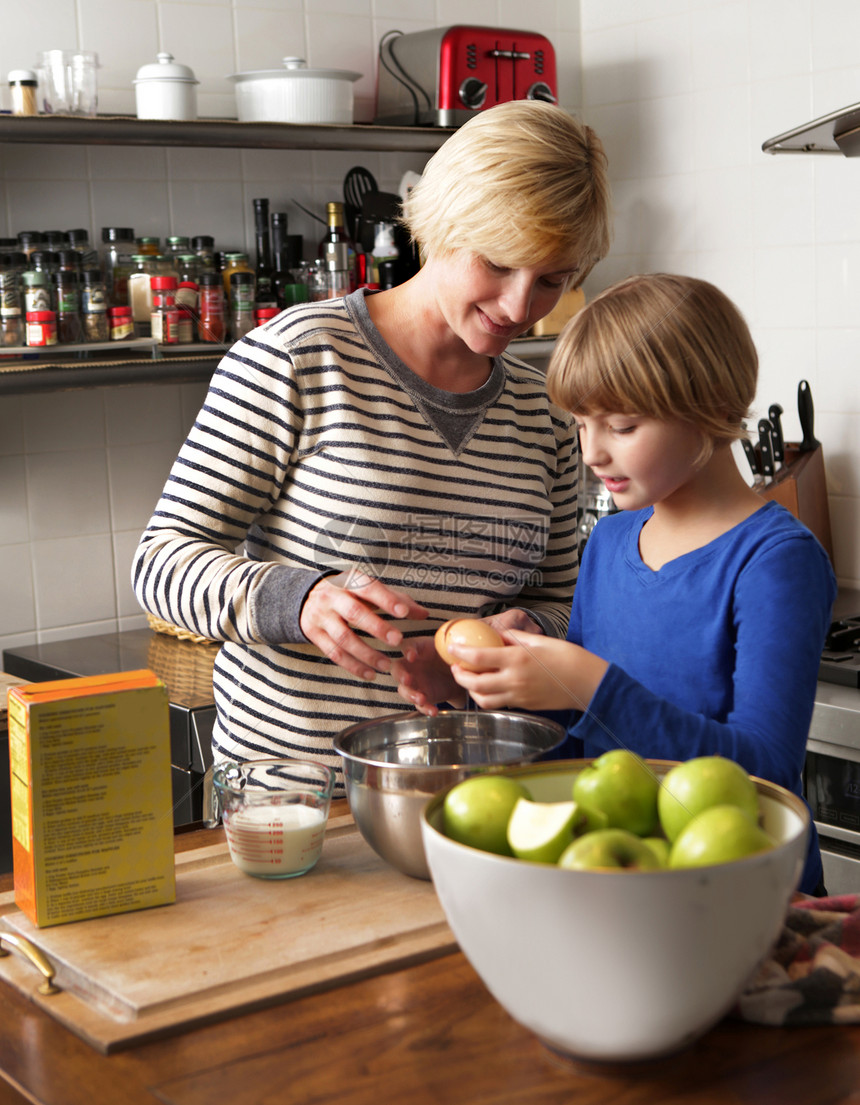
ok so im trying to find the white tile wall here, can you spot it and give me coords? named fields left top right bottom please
left=1, top=0, right=860, bottom=658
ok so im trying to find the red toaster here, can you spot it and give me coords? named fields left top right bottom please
left=374, top=25, right=557, bottom=127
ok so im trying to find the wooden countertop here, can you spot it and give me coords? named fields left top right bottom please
left=1, top=814, right=859, bottom=1105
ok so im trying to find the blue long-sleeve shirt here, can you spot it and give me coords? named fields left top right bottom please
left=565, top=500, right=836, bottom=893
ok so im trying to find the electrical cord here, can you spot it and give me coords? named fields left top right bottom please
left=378, top=30, right=432, bottom=125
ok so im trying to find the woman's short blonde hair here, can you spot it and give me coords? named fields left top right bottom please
left=547, top=273, right=758, bottom=449
left=401, top=101, right=612, bottom=282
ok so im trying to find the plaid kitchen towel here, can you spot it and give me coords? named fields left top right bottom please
left=737, top=894, right=860, bottom=1025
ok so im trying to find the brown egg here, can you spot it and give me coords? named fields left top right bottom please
left=434, top=618, right=504, bottom=670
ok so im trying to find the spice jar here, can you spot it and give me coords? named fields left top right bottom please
left=150, top=275, right=179, bottom=344
left=127, top=254, right=157, bottom=337
left=166, top=235, right=190, bottom=257
left=8, top=69, right=38, bottom=116
left=67, top=228, right=99, bottom=268
left=177, top=308, right=194, bottom=344
left=222, top=252, right=253, bottom=297
left=191, top=235, right=215, bottom=273
left=229, top=271, right=256, bottom=341
left=108, top=305, right=134, bottom=341
left=21, top=270, right=53, bottom=313
left=176, top=254, right=200, bottom=284
left=176, top=280, right=198, bottom=311
left=55, top=271, right=84, bottom=343
left=0, top=268, right=23, bottom=346
left=136, top=236, right=161, bottom=256
left=25, top=310, right=58, bottom=347
left=81, top=270, right=110, bottom=342
left=17, top=231, right=44, bottom=261
left=101, top=227, right=135, bottom=305
left=254, top=306, right=279, bottom=327
left=197, top=272, right=225, bottom=344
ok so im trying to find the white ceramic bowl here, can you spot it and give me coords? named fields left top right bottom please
left=228, top=57, right=360, bottom=125
left=421, top=760, right=809, bottom=1063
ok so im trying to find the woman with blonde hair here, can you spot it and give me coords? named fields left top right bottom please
left=133, top=100, right=611, bottom=791
left=447, top=273, right=836, bottom=894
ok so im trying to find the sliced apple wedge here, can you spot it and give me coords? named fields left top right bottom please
left=507, top=798, right=591, bottom=864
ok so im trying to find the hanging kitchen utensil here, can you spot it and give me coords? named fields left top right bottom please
left=343, top=166, right=378, bottom=240
left=798, top=380, right=820, bottom=452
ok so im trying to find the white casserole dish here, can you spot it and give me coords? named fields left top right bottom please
left=227, top=57, right=360, bottom=125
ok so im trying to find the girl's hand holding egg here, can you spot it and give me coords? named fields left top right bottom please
left=434, top=618, right=506, bottom=669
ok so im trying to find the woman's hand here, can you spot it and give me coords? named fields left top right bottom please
left=448, top=630, right=609, bottom=713
left=300, top=571, right=428, bottom=680
left=390, top=637, right=467, bottom=717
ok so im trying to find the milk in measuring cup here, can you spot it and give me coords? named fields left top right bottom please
left=225, top=803, right=326, bottom=877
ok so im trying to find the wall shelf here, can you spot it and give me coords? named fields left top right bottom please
left=762, top=101, right=860, bottom=155
left=0, top=339, right=557, bottom=396
left=0, top=113, right=455, bottom=153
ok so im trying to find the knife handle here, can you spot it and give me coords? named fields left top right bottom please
left=798, top=380, right=819, bottom=452
left=740, top=437, right=760, bottom=481
left=757, top=419, right=775, bottom=479
left=767, top=403, right=784, bottom=462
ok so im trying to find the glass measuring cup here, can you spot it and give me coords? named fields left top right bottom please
left=207, top=757, right=335, bottom=879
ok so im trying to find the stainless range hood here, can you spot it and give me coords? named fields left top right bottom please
left=763, top=101, right=860, bottom=155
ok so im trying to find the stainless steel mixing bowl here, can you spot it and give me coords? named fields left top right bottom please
left=333, top=710, right=566, bottom=879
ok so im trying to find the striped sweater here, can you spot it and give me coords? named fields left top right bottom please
left=132, top=290, right=580, bottom=792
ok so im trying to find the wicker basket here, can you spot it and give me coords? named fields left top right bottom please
left=146, top=612, right=220, bottom=647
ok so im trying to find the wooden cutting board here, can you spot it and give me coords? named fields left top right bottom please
left=0, top=811, right=456, bottom=1053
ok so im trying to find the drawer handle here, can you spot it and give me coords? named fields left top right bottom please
left=0, top=933, right=61, bottom=996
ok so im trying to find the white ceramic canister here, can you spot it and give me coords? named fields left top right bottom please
left=134, top=52, right=198, bottom=121
left=227, top=57, right=360, bottom=125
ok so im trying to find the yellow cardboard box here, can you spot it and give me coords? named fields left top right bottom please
left=7, top=669, right=176, bottom=927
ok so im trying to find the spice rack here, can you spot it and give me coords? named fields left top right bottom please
left=0, top=113, right=456, bottom=396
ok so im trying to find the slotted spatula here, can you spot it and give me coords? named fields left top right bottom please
left=344, top=166, right=378, bottom=240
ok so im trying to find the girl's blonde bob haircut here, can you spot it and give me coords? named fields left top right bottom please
left=401, top=100, right=611, bottom=282
left=547, top=273, right=758, bottom=451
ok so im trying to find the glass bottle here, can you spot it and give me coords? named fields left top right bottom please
left=17, top=231, right=45, bottom=261
left=21, top=270, right=53, bottom=314
left=229, top=271, right=256, bottom=341
left=127, top=255, right=158, bottom=337
left=271, top=211, right=301, bottom=310
left=191, top=235, right=215, bottom=273
left=0, top=269, right=24, bottom=347
left=197, top=273, right=225, bottom=344
left=166, top=235, right=190, bottom=258
left=136, top=236, right=161, bottom=256
left=55, top=270, right=84, bottom=343
left=252, top=197, right=274, bottom=306
left=222, top=252, right=253, bottom=298
left=29, top=251, right=59, bottom=278
left=66, top=228, right=98, bottom=270
left=81, top=270, right=110, bottom=342
left=318, top=201, right=354, bottom=299
left=150, top=276, right=179, bottom=344
left=101, top=227, right=136, bottom=306
left=175, top=254, right=200, bottom=284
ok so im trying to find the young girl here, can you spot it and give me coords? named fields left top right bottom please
left=447, top=273, right=836, bottom=895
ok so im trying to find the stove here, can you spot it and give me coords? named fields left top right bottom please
left=819, top=614, right=860, bottom=686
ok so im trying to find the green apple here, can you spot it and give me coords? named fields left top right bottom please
left=443, top=774, right=531, bottom=856
left=642, top=836, right=671, bottom=868
left=558, top=828, right=663, bottom=871
left=669, top=804, right=774, bottom=869
left=571, top=749, right=659, bottom=837
left=506, top=798, right=594, bottom=864
left=658, top=756, right=760, bottom=843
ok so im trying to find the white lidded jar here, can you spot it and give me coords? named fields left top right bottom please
left=134, top=52, right=198, bottom=121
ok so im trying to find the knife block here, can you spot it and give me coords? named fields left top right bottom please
left=755, top=442, right=833, bottom=562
